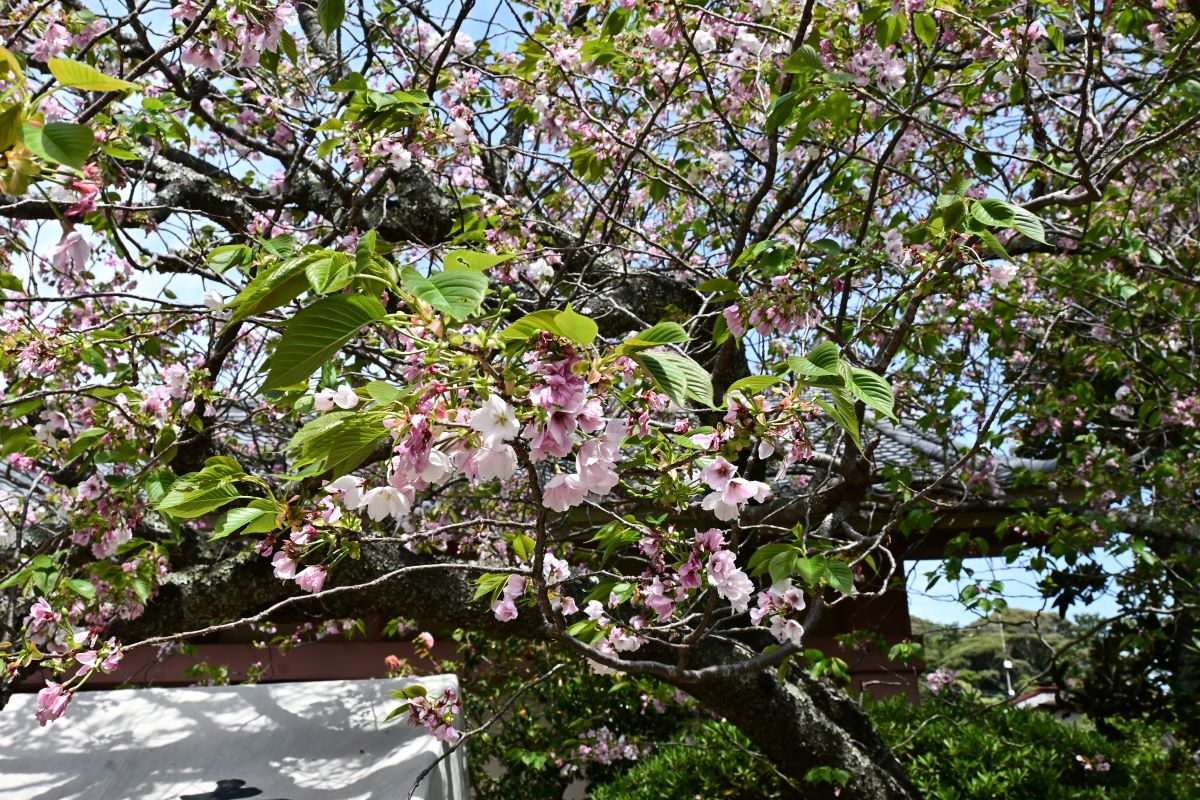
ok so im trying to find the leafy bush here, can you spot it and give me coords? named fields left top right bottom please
left=590, top=720, right=788, bottom=800
left=869, top=696, right=1200, bottom=800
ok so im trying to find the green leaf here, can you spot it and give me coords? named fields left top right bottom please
left=289, top=411, right=388, bottom=476
left=781, top=44, right=823, bottom=73
left=305, top=251, right=354, bottom=293
left=472, top=572, right=512, bottom=602
left=602, top=6, right=630, bottom=37
left=765, top=91, right=801, bottom=132
left=320, top=417, right=389, bottom=476
left=21, top=122, right=94, bottom=169
left=912, top=13, right=937, bottom=46
left=768, top=551, right=799, bottom=585
left=824, top=560, right=856, bottom=595
left=0, top=104, right=22, bottom=153
left=500, top=310, right=560, bottom=342
left=1008, top=203, right=1047, bottom=244
left=969, top=199, right=1015, bottom=227
left=876, top=15, right=905, bottom=48
left=748, top=542, right=798, bottom=577
left=364, top=380, right=401, bottom=403
left=156, top=457, right=245, bottom=519
left=211, top=502, right=278, bottom=540
left=207, top=244, right=251, bottom=273
left=634, top=351, right=687, bottom=407
left=725, top=375, right=782, bottom=404
left=48, top=58, right=138, bottom=91
left=846, top=367, right=897, bottom=421
left=634, top=351, right=713, bottom=408
left=792, top=556, right=827, bottom=587
left=553, top=306, right=598, bottom=346
left=66, top=426, right=108, bottom=459
left=384, top=703, right=411, bottom=723
left=620, top=321, right=690, bottom=352
left=355, top=230, right=377, bottom=271
left=0, top=270, right=23, bottom=293
left=262, top=234, right=298, bottom=258
left=814, top=390, right=862, bottom=452
left=497, top=305, right=598, bottom=346
left=63, top=577, right=96, bottom=600
left=331, top=73, right=369, bottom=92
left=788, top=342, right=845, bottom=387
left=263, top=294, right=386, bottom=389
left=317, top=0, right=345, bottom=35
left=975, top=229, right=1011, bottom=261
left=227, top=255, right=311, bottom=325
left=443, top=250, right=514, bottom=272
left=288, top=410, right=355, bottom=452
left=511, top=534, right=536, bottom=562
left=401, top=267, right=488, bottom=321
left=695, top=277, right=739, bottom=294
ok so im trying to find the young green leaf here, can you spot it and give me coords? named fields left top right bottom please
left=317, top=0, right=345, bottom=35
left=305, top=251, right=354, bottom=294
left=634, top=351, right=713, bottom=407
left=620, top=321, right=690, bottom=352
left=48, top=58, right=138, bottom=91
left=553, top=306, right=599, bottom=346
left=846, top=367, right=898, bottom=421
left=724, top=375, right=782, bottom=405
left=781, top=44, right=823, bottom=73
left=912, top=13, right=937, bottom=47
left=21, top=122, right=94, bottom=169
left=788, top=342, right=845, bottom=387
left=443, top=250, right=514, bottom=271
left=263, top=294, right=386, bottom=388
left=401, top=267, right=489, bottom=321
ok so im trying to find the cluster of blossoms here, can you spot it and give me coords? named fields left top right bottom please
left=1075, top=753, right=1111, bottom=773
left=698, top=457, right=771, bottom=522
left=750, top=579, right=808, bottom=647
left=846, top=42, right=908, bottom=92
left=29, top=11, right=105, bottom=61
left=405, top=686, right=462, bottom=743
left=568, top=726, right=648, bottom=766
left=141, top=363, right=193, bottom=421
left=722, top=278, right=814, bottom=340
left=175, top=0, right=297, bottom=71
left=31, top=630, right=123, bottom=726
left=270, top=547, right=328, bottom=594
left=925, top=667, right=959, bottom=694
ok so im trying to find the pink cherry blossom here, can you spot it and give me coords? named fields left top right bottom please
left=576, top=439, right=619, bottom=495
left=543, top=473, right=587, bottom=512
left=51, top=230, right=91, bottom=272
left=491, top=598, right=518, bottom=621
left=361, top=485, right=410, bottom=520
left=36, top=682, right=72, bottom=726
left=295, top=566, right=327, bottom=593
left=472, top=441, right=517, bottom=481
left=470, top=394, right=520, bottom=443
left=28, top=597, right=59, bottom=631
left=325, top=475, right=364, bottom=508
left=701, top=457, right=737, bottom=490
left=769, top=616, right=805, bottom=646
left=272, top=551, right=297, bottom=580
left=706, top=550, right=754, bottom=613
left=314, top=384, right=359, bottom=412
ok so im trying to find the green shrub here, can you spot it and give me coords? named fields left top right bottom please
left=590, top=720, right=788, bottom=800
left=869, top=696, right=1200, bottom=800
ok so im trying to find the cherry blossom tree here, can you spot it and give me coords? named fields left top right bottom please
left=3, top=0, right=1200, bottom=796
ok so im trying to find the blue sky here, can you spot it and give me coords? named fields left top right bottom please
left=906, top=552, right=1126, bottom=625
